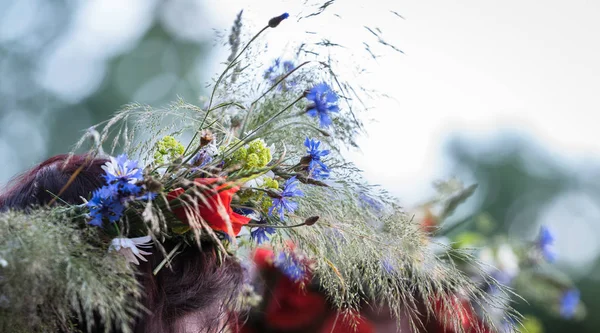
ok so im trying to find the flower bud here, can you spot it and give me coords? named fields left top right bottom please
left=268, top=13, right=289, bottom=28
left=304, top=215, right=319, bottom=226
left=200, top=130, right=214, bottom=147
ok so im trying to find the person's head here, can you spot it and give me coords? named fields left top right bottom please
left=136, top=241, right=243, bottom=333
left=0, top=154, right=244, bottom=333
left=0, top=154, right=107, bottom=211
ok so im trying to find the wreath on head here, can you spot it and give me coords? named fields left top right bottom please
left=0, top=9, right=561, bottom=333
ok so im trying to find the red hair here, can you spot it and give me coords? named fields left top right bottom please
left=0, top=154, right=244, bottom=332
left=0, top=154, right=107, bottom=211
left=135, top=241, right=243, bottom=333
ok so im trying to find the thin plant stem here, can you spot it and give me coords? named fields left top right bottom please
left=183, top=102, right=245, bottom=156
left=199, top=25, right=269, bottom=131
left=153, top=241, right=183, bottom=275
left=247, top=222, right=309, bottom=229
left=257, top=121, right=329, bottom=140
left=183, top=25, right=270, bottom=166
left=240, top=61, right=311, bottom=134
left=222, top=95, right=305, bottom=159
left=251, top=61, right=311, bottom=108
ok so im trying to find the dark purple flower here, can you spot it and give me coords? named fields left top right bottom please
left=190, top=150, right=212, bottom=168
left=233, top=207, right=255, bottom=216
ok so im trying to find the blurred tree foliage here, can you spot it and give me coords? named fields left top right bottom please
left=445, top=134, right=600, bottom=333
left=50, top=27, right=208, bottom=156
left=0, top=1, right=210, bottom=183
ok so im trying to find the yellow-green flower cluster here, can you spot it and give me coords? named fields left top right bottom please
left=262, top=177, right=278, bottom=189
left=226, top=139, right=272, bottom=170
left=258, top=177, right=279, bottom=211
left=153, top=136, right=185, bottom=165
left=238, top=176, right=279, bottom=212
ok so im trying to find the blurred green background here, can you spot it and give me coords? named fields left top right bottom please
left=444, top=134, right=600, bottom=332
left=0, top=1, right=598, bottom=332
left=0, top=0, right=213, bottom=179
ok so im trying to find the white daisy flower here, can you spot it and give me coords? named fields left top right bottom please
left=101, top=154, right=143, bottom=184
left=244, top=170, right=275, bottom=188
left=109, top=236, right=152, bottom=265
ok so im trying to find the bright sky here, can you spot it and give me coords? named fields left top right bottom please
left=358, top=0, right=600, bottom=204
left=213, top=0, right=600, bottom=205
left=211, top=0, right=600, bottom=272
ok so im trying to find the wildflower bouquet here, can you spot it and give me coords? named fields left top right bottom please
left=0, top=10, right=515, bottom=333
left=414, top=179, right=586, bottom=332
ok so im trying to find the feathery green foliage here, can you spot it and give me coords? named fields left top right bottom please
left=0, top=209, right=140, bottom=332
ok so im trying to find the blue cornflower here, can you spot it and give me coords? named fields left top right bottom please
left=87, top=154, right=154, bottom=227
left=87, top=185, right=125, bottom=226
left=304, top=138, right=330, bottom=179
left=135, top=192, right=158, bottom=201
left=274, top=252, right=305, bottom=282
left=282, top=60, right=294, bottom=72
left=264, top=58, right=297, bottom=89
left=305, top=82, right=339, bottom=128
left=538, top=225, right=556, bottom=262
left=560, top=289, right=580, bottom=319
left=358, top=192, right=384, bottom=213
left=251, top=225, right=276, bottom=245
left=101, top=154, right=144, bottom=196
left=264, top=58, right=282, bottom=82
left=268, top=176, right=303, bottom=220
left=102, top=154, right=143, bottom=183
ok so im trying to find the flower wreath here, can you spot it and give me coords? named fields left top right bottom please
left=0, top=10, right=523, bottom=333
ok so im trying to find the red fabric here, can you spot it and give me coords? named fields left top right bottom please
left=321, top=313, right=374, bottom=333
left=432, top=295, right=493, bottom=333
left=252, top=242, right=297, bottom=270
left=252, top=247, right=327, bottom=330
left=253, top=247, right=275, bottom=270
left=264, top=273, right=328, bottom=330
left=167, top=177, right=250, bottom=237
left=244, top=247, right=375, bottom=332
